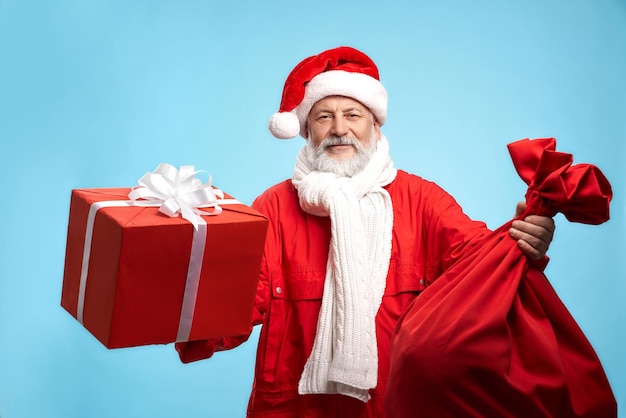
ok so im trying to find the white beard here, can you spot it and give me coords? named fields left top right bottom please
left=305, top=130, right=377, bottom=178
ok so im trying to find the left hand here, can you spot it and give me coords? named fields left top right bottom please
left=509, top=202, right=555, bottom=260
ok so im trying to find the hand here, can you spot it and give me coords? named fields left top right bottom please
left=509, top=202, right=555, bottom=260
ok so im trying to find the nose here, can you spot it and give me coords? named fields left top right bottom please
left=330, top=116, right=349, bottom=137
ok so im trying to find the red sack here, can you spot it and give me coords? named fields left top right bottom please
left=385, top=138, right=616, bottom=418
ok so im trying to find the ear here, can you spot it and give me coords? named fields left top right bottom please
left=374, top=120, right=381, bottom=140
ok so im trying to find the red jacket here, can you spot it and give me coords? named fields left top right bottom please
left=176, top=170, right=488, bottom=417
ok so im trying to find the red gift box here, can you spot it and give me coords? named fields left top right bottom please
left=61, top=187, right=268, bottom=349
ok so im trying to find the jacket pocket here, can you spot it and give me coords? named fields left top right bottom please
left=256, top=270, right=325, bottom=394
left=383, top=261, right=427, bottom=295
left=270, top=268, right=326, bottom=301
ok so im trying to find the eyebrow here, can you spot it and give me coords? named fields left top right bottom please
left=312, top=106, right=366, bottom=116
left=342, top=106, right=365, bottom=114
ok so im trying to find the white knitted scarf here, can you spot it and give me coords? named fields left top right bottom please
left=292, top=135, right=397, bottom=402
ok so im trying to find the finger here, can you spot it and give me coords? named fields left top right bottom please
left=510, top=226, right=549, bottom=253
left=511, top=219, right=554, bottom=243
left=524, top=215, right=555, bottom=232
left=509, top=223, right=550, bottom=258
left=515, top=238, right=542, bottom=260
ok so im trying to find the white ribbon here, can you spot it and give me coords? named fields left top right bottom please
left=77, top=164, right=241, bottom=343
left=129, top=163, right=231, bottom=230
left=77, top=200, right=134, bottom=325
left=176, top=216, right=207, bottom=342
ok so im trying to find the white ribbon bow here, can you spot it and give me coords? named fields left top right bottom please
left=128, top=163, right=224, bottom=230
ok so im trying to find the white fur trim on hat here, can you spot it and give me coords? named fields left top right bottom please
left=294, top=70, right=387, bottom=138
left=268, top=70, right=388, bottom=140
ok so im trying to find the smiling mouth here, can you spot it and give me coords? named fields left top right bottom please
left=325, top=144, right=354, bottom=154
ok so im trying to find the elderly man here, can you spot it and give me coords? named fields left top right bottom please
left=176, top=46, right=554, bottom=417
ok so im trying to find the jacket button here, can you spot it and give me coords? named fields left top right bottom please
left=419, top=279, right=426, bottom=286
left=276, top=286, right=283, bottom=294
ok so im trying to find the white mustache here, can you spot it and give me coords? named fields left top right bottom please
left=320, top=136, right=362, bottom=150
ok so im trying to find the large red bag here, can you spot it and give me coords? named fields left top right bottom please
left=385, top=138, right=616, bottom=418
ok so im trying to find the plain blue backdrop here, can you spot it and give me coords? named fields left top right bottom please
left=1, top=1, right=624, bottom=417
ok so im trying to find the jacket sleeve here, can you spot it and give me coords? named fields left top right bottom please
left=175, top=190, right=276, bottom=364
left=420, top=179, right=490, bottom=282
left=175, top=275, right=267, bottom=363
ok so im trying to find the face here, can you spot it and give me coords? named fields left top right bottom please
left=307, top=96, right=380, bottom=160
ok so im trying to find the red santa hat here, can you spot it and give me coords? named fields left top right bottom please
left=268, top=46, right=388, bottom=139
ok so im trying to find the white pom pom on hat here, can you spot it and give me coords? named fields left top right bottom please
left=268, top=46, right=388, bottom=140
left=268, top=111, right=300, bottom=139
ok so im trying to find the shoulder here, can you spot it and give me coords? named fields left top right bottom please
left=252, top=179, right=297, bottom=215
left=389, top=169, right=452, bottom=199
left=389, top=170, right=475, bottom=221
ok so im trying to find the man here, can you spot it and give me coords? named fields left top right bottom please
left=176, top=46, right=555, bottom=417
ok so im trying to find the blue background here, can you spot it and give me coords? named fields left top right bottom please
left=1, top=1, right=624, bottom=417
